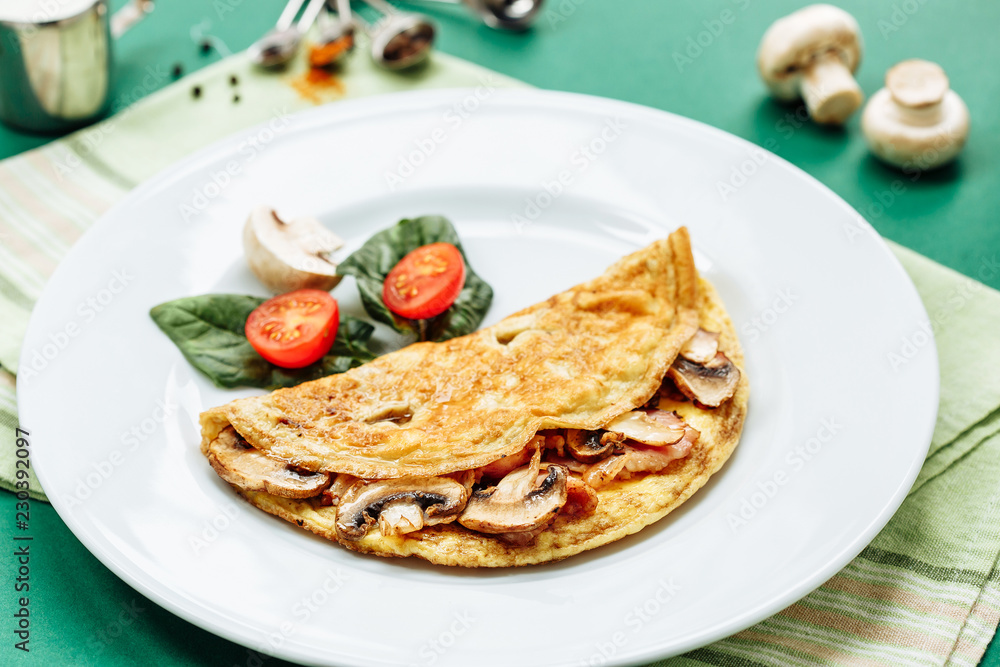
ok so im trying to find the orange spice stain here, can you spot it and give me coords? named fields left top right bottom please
left=287, top=46, right=347, bottom=105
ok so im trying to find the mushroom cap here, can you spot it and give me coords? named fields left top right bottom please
left=861, top=61, right=970, bottom=170
left=207, top=427, right=331, bottom=498
left=757, top=4, right=862, bottom=100
left=243, top=206, right=344, bottom=294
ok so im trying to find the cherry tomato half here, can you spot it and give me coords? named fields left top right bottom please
left=246, top=289, right=339, bottom=368
left=382, top=243, right=465, bottom=320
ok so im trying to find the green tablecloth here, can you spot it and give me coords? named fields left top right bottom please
left=1, top=0, right=998, bottom=664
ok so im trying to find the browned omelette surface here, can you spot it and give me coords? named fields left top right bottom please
left=238, top=276, right=748, bottom=567
left=201, top=229, right=701, bottom=479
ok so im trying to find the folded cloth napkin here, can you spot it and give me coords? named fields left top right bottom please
left=0, top=45, right=997, bottom=666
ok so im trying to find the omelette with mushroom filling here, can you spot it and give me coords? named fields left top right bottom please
left=199, top=227, right=748, bottom=567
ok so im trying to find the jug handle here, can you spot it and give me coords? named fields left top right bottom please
left=110, top=0, right=154, bottom=39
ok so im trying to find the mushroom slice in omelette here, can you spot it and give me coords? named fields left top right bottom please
left=199, top=227, right=749, bottom=567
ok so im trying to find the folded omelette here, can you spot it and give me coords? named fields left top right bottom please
left=199, top=227, right=748, bottom=567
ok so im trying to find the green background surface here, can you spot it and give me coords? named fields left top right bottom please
left=1, top=0, right=998, bottom=664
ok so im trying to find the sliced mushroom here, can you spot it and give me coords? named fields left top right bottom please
left=564, top=429, right=623, bottom=463
left=207, top=427, right=331, bottom=498
left=667, top=352, right=741, bottom=408
left=319, top=473, right=359, bottom=506
left=378, top=500, right=426, bottom=537
left=459, top=451, right=568, bottom=535
left=335, top=476, right=468, bottom=541
left=603, top=410, right=685, bottom=446
left=680, top=328, right=720, bottom=364
left=243, top=205, right=344, bottom=293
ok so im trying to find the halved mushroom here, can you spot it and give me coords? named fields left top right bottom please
left=603, top=410, right=686, bottom=446
left=667, top=352, right=741, bottom=408
left=334, top=476, right=468, bottom=540
left=564, top=429, right=623, bottom=463
left=679, top=328, right=720, bottom=364
left=243, top=205, right=344, bottom=293
left=207, top=427, right=331, bottom=498
left=459, top=451, right=568, bottom=535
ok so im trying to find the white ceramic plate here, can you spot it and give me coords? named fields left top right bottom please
left=20, top=90, right=937, bottom=666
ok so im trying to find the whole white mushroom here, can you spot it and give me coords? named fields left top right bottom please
left=861, top=59, right=970, bottom=170
left=757, top=4, right=864, bottom=125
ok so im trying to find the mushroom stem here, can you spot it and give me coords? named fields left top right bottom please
left=801, top=51, right=864, bottom=124
left=897, top=104, right=944, bottom=127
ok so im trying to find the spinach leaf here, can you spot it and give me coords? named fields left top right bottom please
left=149, top=294, right=376, bottom=390
left=336, top=216, right=493, bottom=341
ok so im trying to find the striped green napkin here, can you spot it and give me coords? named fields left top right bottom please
left=0, top=45, right=997, bottom=666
